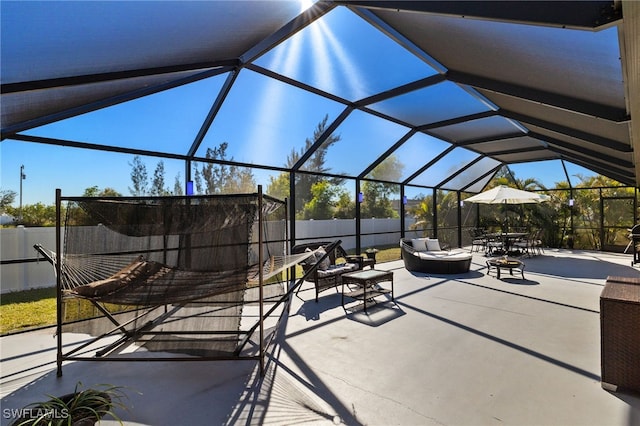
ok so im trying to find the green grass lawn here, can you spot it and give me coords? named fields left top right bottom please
left=365, top=246, right=400, bottom=263
left=1, top=287, right=57, bottom=334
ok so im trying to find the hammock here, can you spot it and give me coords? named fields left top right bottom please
left=35, top=245, right=318, bottom=306
left=34, top=190, right=322, bottom=307
left=52, top=193, right=269, bottom=305
left=246, top=250, right=317, bottom=284
left=44, top=188, right=301, bottom=376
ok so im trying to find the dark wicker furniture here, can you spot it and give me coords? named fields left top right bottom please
left=400, top=238, right=472, bottom=274
left=600, top=276, right=640, bottom=393
left=341, top=269, right=394, bottom=312
left=292, top=241, right=365, bottom=302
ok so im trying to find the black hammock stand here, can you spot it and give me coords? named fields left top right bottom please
left=37, top=186, right=323, bottom=376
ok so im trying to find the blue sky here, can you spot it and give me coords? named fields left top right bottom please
left=1, top=3, right=599, bottom=207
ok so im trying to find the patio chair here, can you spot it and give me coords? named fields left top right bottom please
left=292, top=241, right=362, bottom=302
left=485, top=234, right=504, bottom=256
left=512, top=229, right=544, bottom=257
left=468, top=228, right=487, bottom=253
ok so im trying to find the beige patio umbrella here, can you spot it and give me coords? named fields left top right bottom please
left=465, top=185, right=550, bottom=205
left=465, top=185, right=550, bottom=232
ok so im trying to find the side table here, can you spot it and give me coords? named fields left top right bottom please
left=341, top=269, right=393, bottom=312
left=345, top=255, right=375, bottom=270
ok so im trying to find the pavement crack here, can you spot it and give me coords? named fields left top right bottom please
left=316, top=368, right=446, bottom=425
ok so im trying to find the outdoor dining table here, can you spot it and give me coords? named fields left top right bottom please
left=486, top=232, right=528, bottom=255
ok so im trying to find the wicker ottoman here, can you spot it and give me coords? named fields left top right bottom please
left=600, top=276, right=640, bottom=393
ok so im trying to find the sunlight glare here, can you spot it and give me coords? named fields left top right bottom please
left=307, top=18, right=334, bottom=93
left=242, top=80, right=285, bottom=165
left=299, top=0, right=314, bottom=13
left=298, top=13, right=367, bottom=99
left=314, top=15, right=366, bottom=99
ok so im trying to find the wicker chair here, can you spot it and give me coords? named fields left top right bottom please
left=292, top=241, right=363, bottom=302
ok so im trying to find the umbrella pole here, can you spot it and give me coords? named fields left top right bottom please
left=503, top=200, right=508, bottom=234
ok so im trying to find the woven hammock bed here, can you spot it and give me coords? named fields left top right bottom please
left=36, top=247, right=315, bottom=306
left=38, top=187, right=318, bottom=376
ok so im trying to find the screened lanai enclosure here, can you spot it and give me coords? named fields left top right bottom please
left=1, top=1, right=639, bottom=252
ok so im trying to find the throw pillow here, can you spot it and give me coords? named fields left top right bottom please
left=304, top=247, right=317, bottom=264
left=426, top=238, right=441, bottom=251
left=411, top=238, right=427, bottom=251
left=316, top=247, right=331, bottom=270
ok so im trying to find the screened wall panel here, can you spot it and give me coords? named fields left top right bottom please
left=469, top=136, right=545, bottom=155
left=197, top=70, right=345, bottom=167
left=403, top=186, right=433, bottom=239
left=409, top=148, right=479, bottom=187
left=0, top=142, right=187, bottom=204
left=509, top=160, right=568, bottom=188
left=382, top=132, right=451, bottom=182
left=27, top=74, right=227, bottom=154
left=367, top=81, right=492, bottom=127
left=429, top=116, right=525, bottom=143
left=360, top=182, right=401, bottom=251
left=254, top=6, right=439, bottom=101
left=441, top=157, right=501, bottom=191
left=436, top=189, right=459, bottom=245
left=299, top=109, right=409, bottom=176
left=189, top=163, right=277, bottom=196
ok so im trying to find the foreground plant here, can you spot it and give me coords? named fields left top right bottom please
left=11, top=382, right=133, bottom=426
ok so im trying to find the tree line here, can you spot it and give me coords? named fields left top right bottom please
left=126, top=114, right=401, bottom=220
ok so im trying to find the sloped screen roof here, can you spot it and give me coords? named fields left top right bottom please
left=1, top=0, right=637, bottom=191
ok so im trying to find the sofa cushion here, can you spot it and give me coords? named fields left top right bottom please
left=411, top=238, right=427, bottom=251
left=416, top=250, right=472, bottom=261
left=316, top=263, right=359, bottom=277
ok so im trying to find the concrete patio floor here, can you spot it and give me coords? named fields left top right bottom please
left=2, top=248, right=640, bottom=425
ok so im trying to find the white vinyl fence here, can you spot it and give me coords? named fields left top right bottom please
left=1, top=226, right=58, bottom=293
left=1, top=218, right=417, bottom=293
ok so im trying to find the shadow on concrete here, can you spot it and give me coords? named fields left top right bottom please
left=518, top=253, right=637, bottom=280
left=344, top=300, right=405, bottom=327
left=293, top=292, right=343, bottom=321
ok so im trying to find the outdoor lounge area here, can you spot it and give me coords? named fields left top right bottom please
left=2, top=249, right=640, bottom=425
left=2, top=1, right=640, bottom=425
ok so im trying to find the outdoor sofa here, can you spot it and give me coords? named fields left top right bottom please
left=400, top=237, right=472, bottom=274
